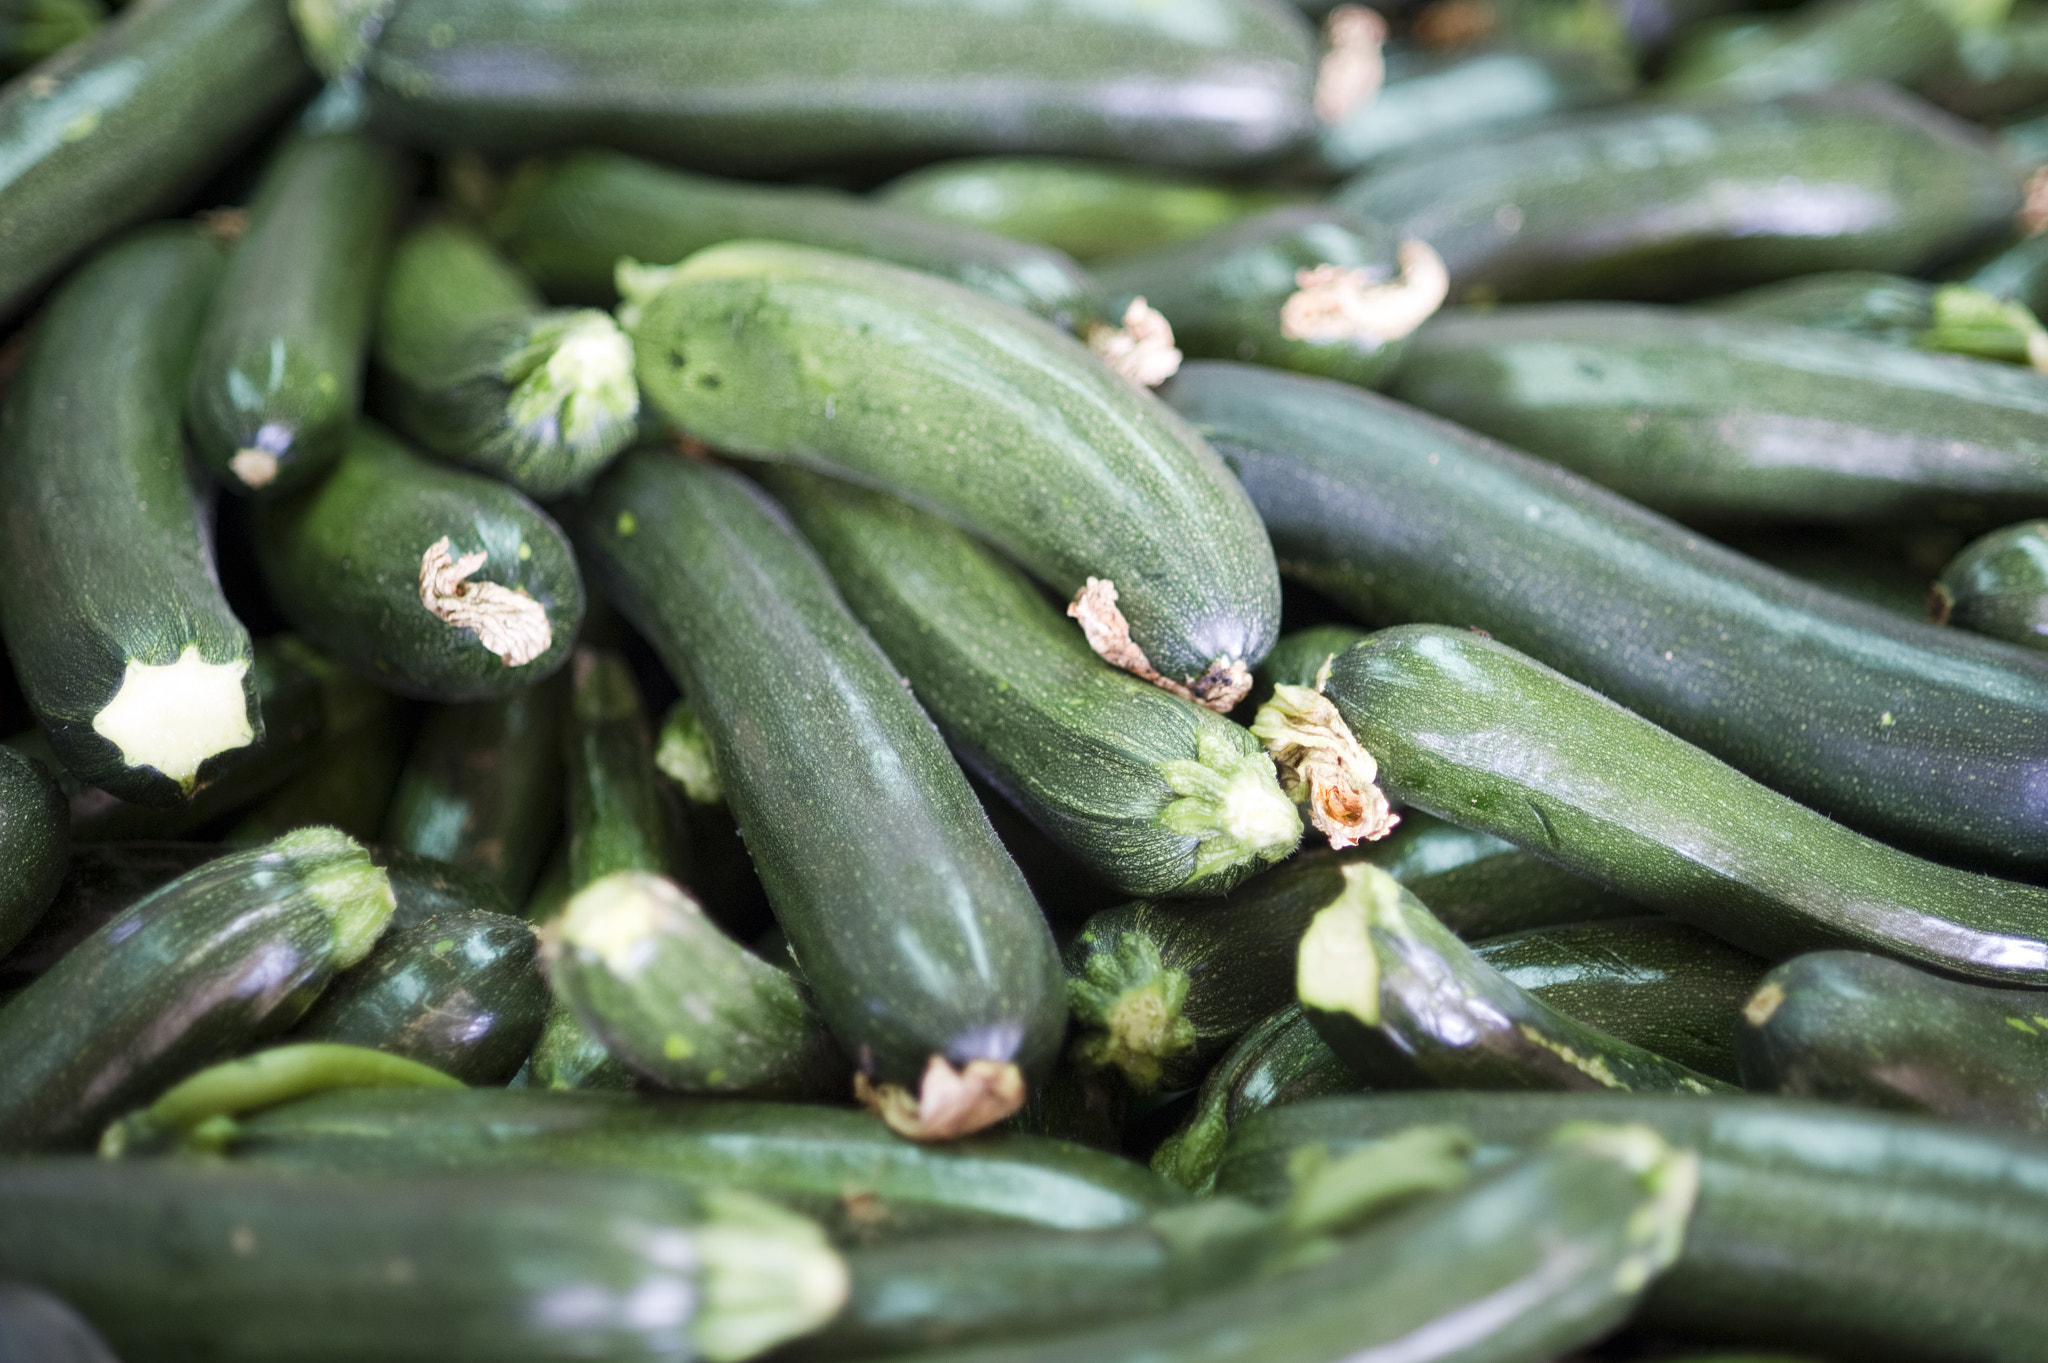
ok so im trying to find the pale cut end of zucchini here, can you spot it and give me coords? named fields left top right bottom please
left=91, top=644, right=255, bottom=793
left=656, top=698, right=725, bottom=805
left=855, top=1056, right=1026, bottom=1141
left=1280, top=240, right=1449, bottom=348
left=690, top=1190, right=849, bottom=1362
left=287, top=826, right=396, bottom=968
left=1296, top=863, right=1397, bottom=1026
left=228, top=447, right=280, bottom=488
left=1067, top=576, right=1249, bottom=712
left=1549, top=1122, right=1701, bottom=1291
left=1282, top=1123, right=1473, bottom=1240
left=1315, top=5, right=1387, bottom=124
left=1068, top=933, right=1196, bottom=1090
left=503, top=309, right=640, bottom=453
left=1086, top=297, right=1182, bottom=388
left=417, top=536, right=553, bottom=666
left=1250, top=684, right=1398, bottom=849
left=550, top=869, right=692, bottom=979
left=1157, top=730, right=1302, bottom=889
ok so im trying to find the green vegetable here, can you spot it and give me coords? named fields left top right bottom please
left=1932, top=519, right=2048, bottom=648
left=0, top=747, right=67, bottom=961
left=1661, top=0, right=2000, bottom=101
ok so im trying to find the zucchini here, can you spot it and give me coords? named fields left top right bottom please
left=1215, top=1091, right=2048, bottom=1363
left=1389, top=302, right=2048, bottom=525
left=1958, top=226, right=2048, bottom=318
left=0, top=0, right=105, bottom=75
left=541, top=870, right=845, bottom=1098
left=575, top=453, right=1063, bottom=1139
left=227, top=655, right=409, bottom=845
left=253, top=422, right=584, bottom=700
left=767, top=467, right=1299, bottom=901
left=0, top=827, right=392, bottom=1150
left=1932, top=519, right=2048, bottom=649
left=0, top=745, right=67, bottom=960
left=1724, top=527, right=1938, bottom=620
left=373, top=220, right=639, bottom=499
left=1161, top=360, right=2048, bottom=871
left=294, top=0, right=1317, bottom=175
left=488, top=149, right=1092, bottom=325
left=1331, top=87, right=2018, bottom=302
left=527, top=1000, right=635, bottom=1093
left=0, top=841, right=217, bottom=993
left=1703, top=269, right=1939, bottom=342
left=185, top=132, right=411, bottom=496
left=1091, top=205, right=1442, bottom=392
left=563, top=646, right=687, bottom=891
left=1296, top=624, right=2048, bottom=984
left=0, top=1279, right=116, bottom=1363
left=0, top=1159, right=844, bottom=1363
left=374, top=846, right=516, bottom=929
left=1353, top=810, right=1642, bottom=941
left=621, top=242, right=1281, bottom=708
left=0, top=0, right=312, bottom=323
left=1737, top=949, right=2048, bottom=1130
left=291, top=908, right=547, bottom=1085
left=1659, top=0, right=1975, bottom=100
left=0, top=224, right=259, bottom=807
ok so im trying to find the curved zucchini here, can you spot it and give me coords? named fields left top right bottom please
left=489, top=149, right=1092, bottom=325
left=0, top=746, right=67, bottom=960
left=252, top=422, right=584, bottom=699
left=767, top=468, right=1299, bottom=900
left=1390, top=303, right=2048, bottom=525
left=1933, top=519, right=2048, bottom=649
left=622, top=242, right=1281, bottom=705
left=1332, top=87, right=2018, bottom=302
left=0, top=224, right=259, bottom=807
left=575, top=453, right=1064, bottom=1139
left=1161, top=360, right=2048, bottom=871
left=296, top=0, right=1317, bottom=175
left=185, top=132, right=411, bottom=496
left=0, top=827, right=393, bottom=1150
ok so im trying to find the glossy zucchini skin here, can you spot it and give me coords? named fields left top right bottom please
left=1216, top=1091, right=2048, bottom=1363
left=0, top=827, right=392, bottom=1150
left=1702, top=269, right=1936, bottom=342
left=1332, top=87, right=2018, bottom=303
left=576, top=453, right=1065, bottom=1104
left=1161, top=360, right=2048, bottom=871
left=1933, top=519, right=2048, bottom=649
left=312, top=0, right=1317, bottom=175
left=563, top=647, right=687, bottom=891
left=1391, top=303, right=2048, bottom=525
left=290, top=909, right=547, bottom=1085
left=1354, top=810, right=1641, bottom=941
left=0, top=841, right=218, bottom=993
left=253, top=423, right=584, bottom=700
left=185, top=132, right=411, bottom=497
left=0, top=225, right=261, bottom=807
left=1322, top=624, right=2048, bottom=984
left=1738, top=949, right=2048, bottom=1131
left=0, top=0, right=313, bottom=323
left=625, top=242, right=1282, bottom=695
left=490, top=149, right=1092, bottom=325
left=0, top=746, right=67, bottom=961
left=1660, top=0, right=1961, bottom=100
left=373, top=847, right=516, bottom=930
left=769, top=468, right=1298, bottom=901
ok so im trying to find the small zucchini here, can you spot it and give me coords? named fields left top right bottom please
left=185, top=132, right=411, bottom=496
left=1932, top=519, right=2048, bottom=649
left=252, top=422, right=584, bottom=700
left=0, top=746, right=67, bottom=961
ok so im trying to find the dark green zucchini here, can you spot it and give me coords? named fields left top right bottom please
left=0, top=0, right=312, bottom=323
left=0, top=841, right=218, bottom=993
left=1299, top=624, right=2048, bottom=984
left=0, top=745, right=66, bottom=960
left=575, top=453, right=1063, bottom=1139
left=1738, top=949, right=2048, bottom=1130
left=0, top=224, right=260, bottom=807
left=1092, top=205, right=1441, bottom=392
left=1215, top=1091, right=2048, bottom=1363
left=254, top=422, right=583, bottom=700
left=1702, top=269, right=1939, bottom=342
left=226, top=655, right=409, bottom=845
left=0, top=1278, right=117, bottom=1363
left=185, top=132, right=411, bottom=496
left=1389, top=302, right=2048, bottom=525
left=563, top=646, right=686, bottom=890
left=1355, top=811, right=1642, bottom=940
left=526, top=999, right=635, bottom=1093
left=1161, top=360, right=2048, bottom=871
left=1723, top=526, right=1939, bottom=619
left=373, top=220, right=639, bottom=499
left=0, top=827, right=392, bottom=1150
left=0, top=1159, right=845, bottom=1363
left=294, top=0, right=1317, bottom=175
left=291, top=908, right=547, bottom=1085
left=1932, top=519, right=2048, bottom=649
left=767, top=468, right=1299, bottom=901
left=1659, top=0, right=1976, bottom=100
left=1332, top=87, right=2018, bottom=302
left=488, top=148, right=1092, bottom=325
left=373, top=846, right=516, bottom=930
left=622, top=242, right=1281, bottom=707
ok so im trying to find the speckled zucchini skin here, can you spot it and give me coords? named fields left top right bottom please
left=0, top=748, right=67, bottom=962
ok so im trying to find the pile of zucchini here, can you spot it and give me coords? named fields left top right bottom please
left=7, top=0, right=2048, bottom=1358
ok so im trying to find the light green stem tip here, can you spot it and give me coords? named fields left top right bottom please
left=1550, top=1122, right=1701, bottom=1290
left=655, top=698, right=724, bottom=805
left=1918, top=283, right=2048, bottom=369
left=1296, top=862, right=1405, bottom=1027
left=691, top=1191, right=849, bottom=1361
left=1156, top=728, right=1303, bottom=888
left=1068, top=933, right=1196, bottom=1091
left=277, top=826, right=394, bottom=968
left=1282, top=1124, right=1474, bottom=1241
left=504, top=309, right=641, bottom=451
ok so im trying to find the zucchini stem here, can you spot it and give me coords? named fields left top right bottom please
left=855, top=1055, right=1025, bottom=1142
left=1067, top=576, right=1252, bottom=712
left=1280, top=239, right=1449, bottom=347
left=1086, top=296, right=1182, bottom=388
left=1156, top=729, right=1302, bottom=888
left=690, top=1190, right=850, bottom=1361
left=1068, top=933, right=1196, bottom=1091
left=1251, top=683, right=1398, bottom=848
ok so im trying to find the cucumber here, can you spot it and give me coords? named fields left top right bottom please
left=1932, top=519, right=2048, bottom=649
left=1389, top=302, right=2048, bottom=525
left=0, top=1159, right=844, bottom=1363
left=1331, top=87, right=2019, bottom=302
left=563, top=646, right=686, bottom=891
left=0, top=0, right=312, bottom=323
left=767, top=468, right=1299, bottom=901
left=575, top=453, right=1063, bottom=1139
left=294, top=0, right=1317, bottom=175
left=291, top=908, right=547, bottom=1085
left=1737, top=949, right=2048, bottom=1130
left=0, top=841, right=217, bottom=993
left=1215, top=1091, right=2048, bottom=1363
left=621, top=242, right=1281, bottom=707
left=0, top=745, right=66, bottom=961
left=0, top=827, right=392, bottom=1150
left=1703, top=269, right=1938, bottom=343
left=1300, top=624, right=2048, bottom=984
left=0, top=224, right=260, bottom=807
left=1659, top=0, right=1973, bottom=100
left=185, top=132, right=411, bottom=496
left=253, top=422, right=584, bottom=700
left=1161, top=359, right=2048, bottom=871
left=373, top=220, right=639, bottom=500
left=488, top=149, right=1093, bottom=325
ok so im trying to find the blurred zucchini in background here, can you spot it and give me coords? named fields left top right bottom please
left=0, top=747, right=66, bottom=963
left=1659, top=0, right=2002, bottom=101
left=1932, top=518, right=2048, bottom=647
